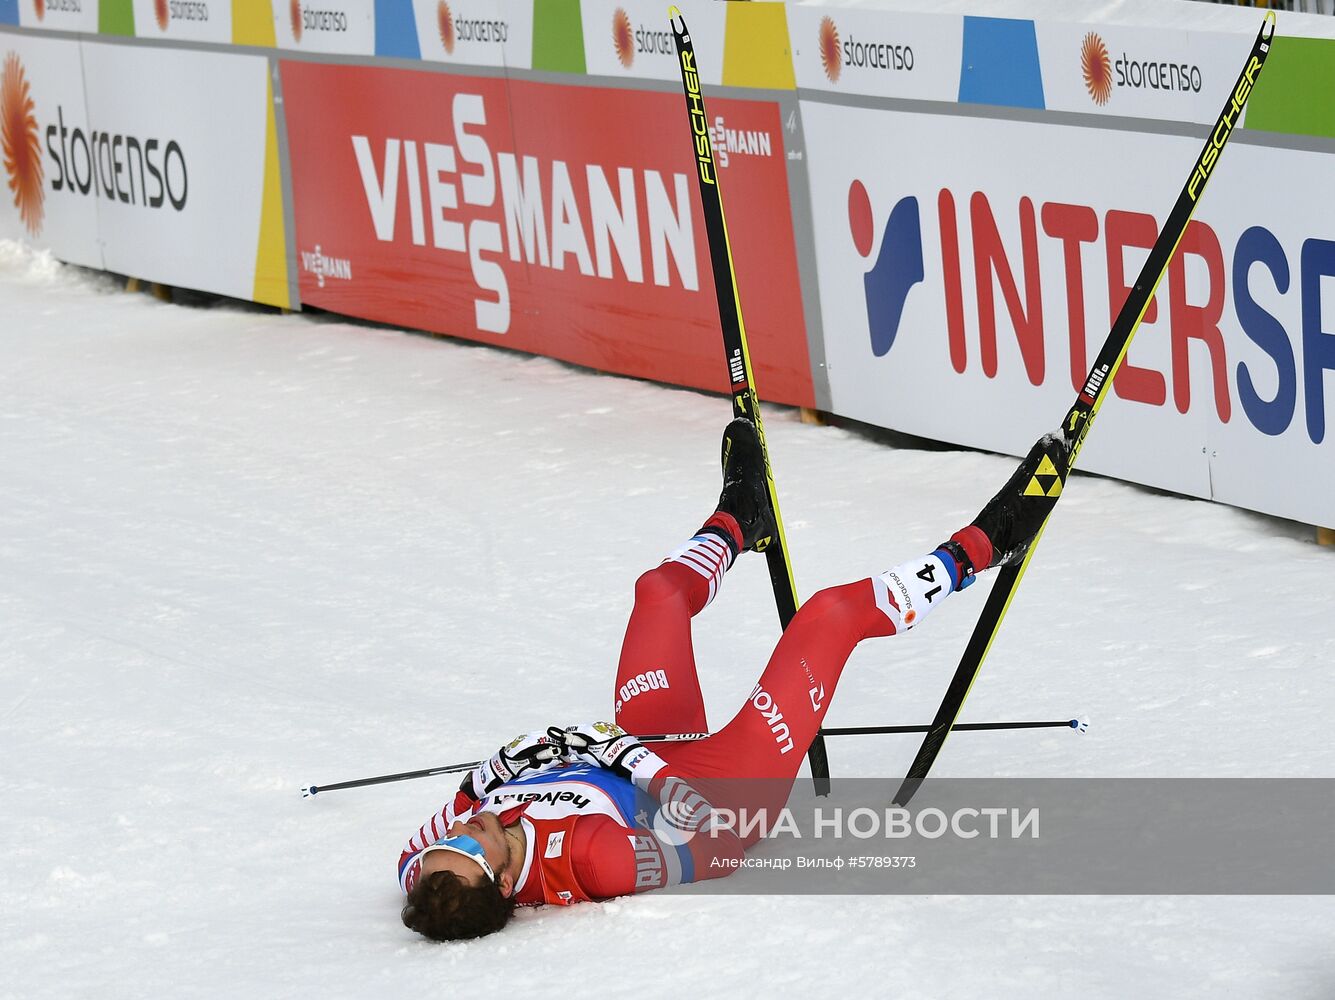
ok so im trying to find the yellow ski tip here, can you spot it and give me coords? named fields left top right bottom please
left=1263, top=10, right=1276, bottom=37
left=668, top=5, right=681, bottom=18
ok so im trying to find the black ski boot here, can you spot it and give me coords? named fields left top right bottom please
left=970, top=432, right=1072, bottom=566
left=716, top=418, right=776, bottom=552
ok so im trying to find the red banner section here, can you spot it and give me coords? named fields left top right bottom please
left=280, top=62, right=814, bottom=407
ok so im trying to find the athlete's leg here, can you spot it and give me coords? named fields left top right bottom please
left=658, top=536, right=989, bottom=787
left=613, top=514, right=746, bottom=737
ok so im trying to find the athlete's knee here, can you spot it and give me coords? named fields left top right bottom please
left=794, top=582, right=864, bottom=626
left=634, top=566, right=683, bottom=606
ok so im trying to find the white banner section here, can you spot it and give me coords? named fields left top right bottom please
left=1033, top=21, right=1256, bottom=126
left=17, top=0, right=99, bottom=33
left=131, top=0, right=233, bottom=43
left=580, top=0, right=725, bottom=84
left=802, top=102, right=1335, bottom=526
left=787, top=5, right=962, bottom=102
left=273, top=0, right=375, bottom=54
left=79, top=43, right=268, bottom=301
left=412, top=0, right=532, bottom=69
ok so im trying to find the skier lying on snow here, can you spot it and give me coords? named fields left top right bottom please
left=398, top=419, right=1065, bottom=941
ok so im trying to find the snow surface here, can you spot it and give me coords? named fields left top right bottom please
left=2, top=241, right=1332, bottom=998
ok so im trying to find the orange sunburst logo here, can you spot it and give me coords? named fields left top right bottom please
left=612, top=8, right=633, bottom=69
left=819, top=17, right=841, bottom=83
left=1081, top=32, right=1112, bottom=105
left=2, top=53, right=45, bottom=237
left=438, top=1, right=455, bottom=54
left=33, top=0, right=45, bottom=20
left=154, top=0, right=169, bottom=30
left=290, top=0, right=303, bottom=42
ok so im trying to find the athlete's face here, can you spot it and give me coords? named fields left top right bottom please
left=420, top=813, right=519, bottom=896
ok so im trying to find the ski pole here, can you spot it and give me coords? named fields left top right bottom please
left=300, top=718, right=1085, bottom=797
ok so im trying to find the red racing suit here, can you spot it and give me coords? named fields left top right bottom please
left=399, top=527, right=971, bottom=904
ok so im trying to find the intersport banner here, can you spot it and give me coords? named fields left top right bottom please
left=802, top=102, right=1335, bottom=526
left=280, top=61, right=814, bottom=406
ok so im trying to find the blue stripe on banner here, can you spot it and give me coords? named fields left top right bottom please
left=0, top=0, right=18, bottom=25
left=958, top=17, right=1045, bottom=110
left=375, top=0, right=421, bottom=59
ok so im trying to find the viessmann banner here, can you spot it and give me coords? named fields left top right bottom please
left=801, top=98, right=1335, bottom=526
left=280, top=61, right=815, bottom=406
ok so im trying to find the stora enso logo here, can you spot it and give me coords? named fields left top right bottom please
left=1, top=52, right=45, bottom=236
left=847, top=179, right=922, bottom=356
left=819, top=16, right=841, bottom=82
left=1079, top=31, right=1203, bottom=106
left=1081, top=32, right=1112, bottom=105
left=438, top=0, right=456, bottom=54
left=613, top=7, right=633, bottom=68
left=611, top=8, right=672, bottom=69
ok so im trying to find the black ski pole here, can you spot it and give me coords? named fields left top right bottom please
left=300, top=719, right=1083, bottom=797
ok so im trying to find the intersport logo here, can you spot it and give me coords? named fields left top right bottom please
left=1, top=52, right=44, bottom=236
left=818, top=15, right=914, bottom=85
left=1080, top=32, right=1203, bottom=106
left=844, top=179, right=1335, bottom=446
left=611, top=7, right=672, bottom=70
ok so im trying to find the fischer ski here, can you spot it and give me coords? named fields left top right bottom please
left=667, top=7, right=832, bottom=796
left=893, top=12, right=1277, bottom=807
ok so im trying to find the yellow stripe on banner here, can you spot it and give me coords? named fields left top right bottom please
left=723, top=2, right=795, bottom=90
left=253, top=71, right=290, bottom=309
left=233, top=0, right=276, bottom=47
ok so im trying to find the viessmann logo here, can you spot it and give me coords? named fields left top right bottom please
left=708, top=115, right=775, bottom=169
left=300, top=244, right=352, bottom=288
left=611, top=7, right=672, bottom=69
left=1079, top=31, right=1203, bottom=105
left=2, top=53, right=44, bottom=236
left=818, top=16, right=915, bottom=84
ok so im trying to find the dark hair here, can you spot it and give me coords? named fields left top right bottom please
left=401, top=870, right=517, bottom=942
